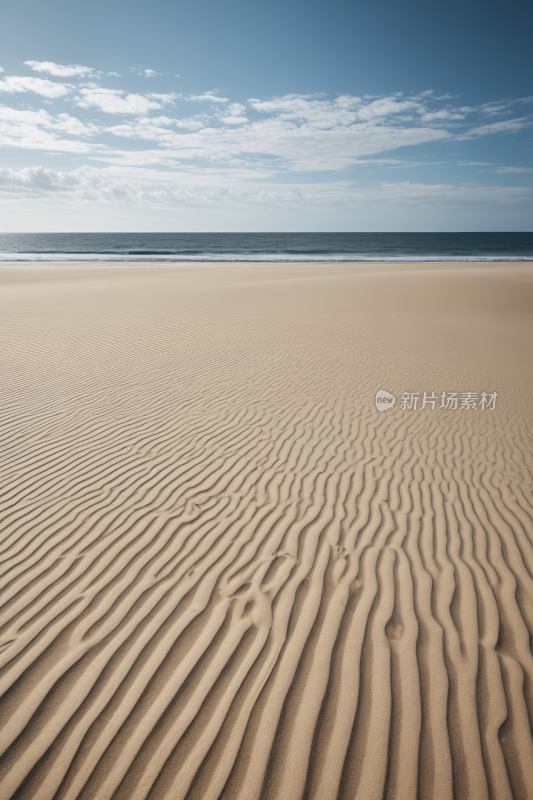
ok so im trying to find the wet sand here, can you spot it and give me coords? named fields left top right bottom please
left=1, top=261, right=532, bottom=800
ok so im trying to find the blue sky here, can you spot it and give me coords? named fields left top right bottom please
left=0, top=0, right=531, bottom=231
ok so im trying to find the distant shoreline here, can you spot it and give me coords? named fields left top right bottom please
left=0, top=257, right=532, bottom=268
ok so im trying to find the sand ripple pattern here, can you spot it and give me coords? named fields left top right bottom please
left=1, top=269, right=533, bottom=800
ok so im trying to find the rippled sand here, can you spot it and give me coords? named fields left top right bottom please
left=1, top=261, right=532, bottom=800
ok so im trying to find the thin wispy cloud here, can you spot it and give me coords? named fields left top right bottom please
left=480, top=96, right=533, bottom=117
left=24, top=60, right=96, bottom=78
left=0, top=165, right=529, bottom=216
left=150, top=93, right=178, bottom=102
left=457, top=118, right=531, bottom=139
left=374, top=181, right=530, bottom=206
left=486, top=166, right=533, bottom=174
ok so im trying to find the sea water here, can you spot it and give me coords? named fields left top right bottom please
left=0, top=232, right=531, bottom=265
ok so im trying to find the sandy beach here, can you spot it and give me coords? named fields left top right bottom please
left=1, top=260, right=533, bottom=800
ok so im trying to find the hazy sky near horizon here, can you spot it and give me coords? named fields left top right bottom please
left=0, top=0, right=531, bottom=231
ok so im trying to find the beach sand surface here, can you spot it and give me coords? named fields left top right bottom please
left=1, top=261, right=532, bottom=800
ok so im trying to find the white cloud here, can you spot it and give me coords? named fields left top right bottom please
left=247, top=94, right=423, bottom=129
left=0, top=85, right=530, bottom=228
left=100, top=114, right=450, bottom=171
left=221, top=117, right=249, bottom=125
left=0, top=165, right=85, bottom=191
left=149, top=93, right=178, bottom=102
left=0, top=75, right=73, bottom=98
left=75, top=85, right=174, bottom=114
left=24, top=60, right=95, bottom=78
left=144, top=69, right=158, bottom=78
left=107, top=72, right=122, bottom=77
left=418, top=109, right=466, bottom=122
left=0, top=105, right=99, bottom=152
left=106, top=115, right=206, bottom=144
left=85, top=92, right=458, bottom=171
left=219, top=102, right=248, bottom=125
left=0, top=87, right=530, bottom=194
left=0, top=67, right=3, bottom=73
left=186, top=92, right=229, bottom=103
left=481, top=103, right=509, bottom=117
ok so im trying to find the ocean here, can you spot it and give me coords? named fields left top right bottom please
left=0, top=232, right=531, bottom=265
